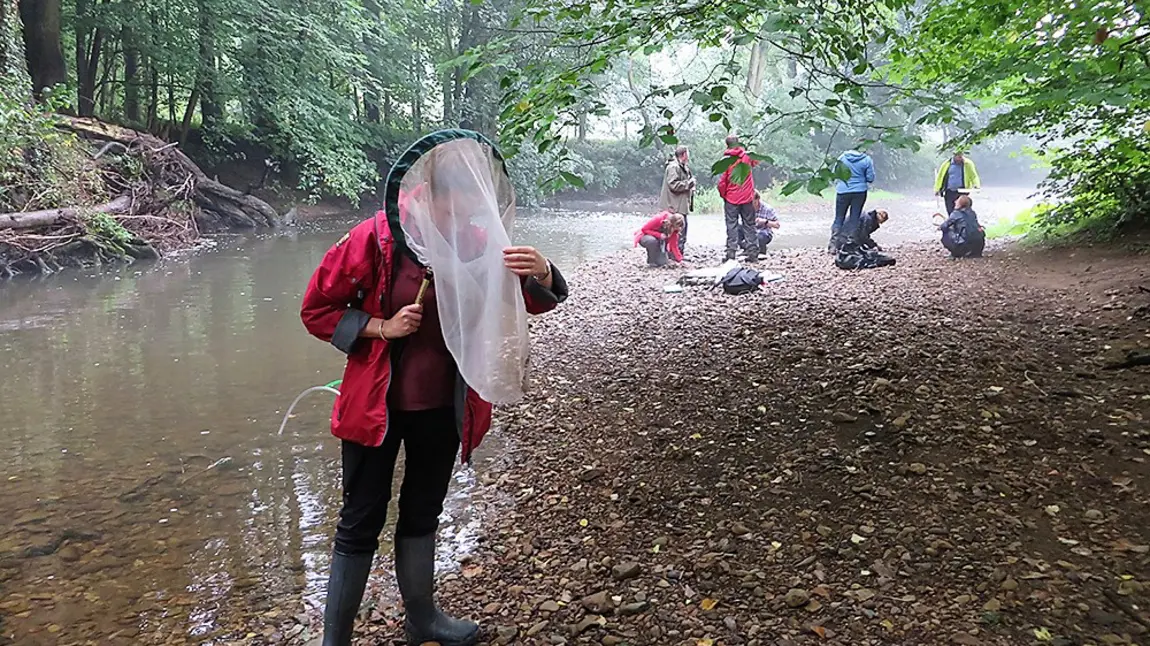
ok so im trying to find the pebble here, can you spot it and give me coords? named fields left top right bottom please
left=611, top=562, right=642, bottom=581
left=784, top=588, right=810, bottom=608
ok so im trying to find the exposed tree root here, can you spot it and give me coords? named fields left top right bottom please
left=0, top=117, right=279, bottom=279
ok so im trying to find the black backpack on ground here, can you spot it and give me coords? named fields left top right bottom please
left=835, top=243, right=896, bottom=270
left=716, top=267, right=763, bottom=295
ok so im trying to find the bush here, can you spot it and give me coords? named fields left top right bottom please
left=1035, top=138, right=1150, bottom=238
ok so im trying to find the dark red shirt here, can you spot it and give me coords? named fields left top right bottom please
left=386, top=254, right=456, bottom=411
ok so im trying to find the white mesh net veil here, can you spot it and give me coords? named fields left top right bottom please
left=394, top=134, right=528, bottom=404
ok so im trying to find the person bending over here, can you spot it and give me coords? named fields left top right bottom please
left=634, top=211, right=685, bottom=268
left=849, top=208, right=889, bottom=250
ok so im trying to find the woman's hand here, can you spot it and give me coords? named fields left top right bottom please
left=503, top=246, right=553, bottom=289
left=380, top=304, right=423, bottom=340
left=503, top=246, right=549, bottom=277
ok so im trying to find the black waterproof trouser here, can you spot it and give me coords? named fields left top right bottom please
left=334, top=408, right=459, bottom=555
left=942, top=231, right=986, bottom=258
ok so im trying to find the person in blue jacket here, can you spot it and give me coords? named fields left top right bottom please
left=830, top=149, right=876, bottom=252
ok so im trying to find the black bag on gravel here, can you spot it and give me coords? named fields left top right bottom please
left=835, top=242, right=895, bottom=271
left=716, top=267, right=763, bottom=295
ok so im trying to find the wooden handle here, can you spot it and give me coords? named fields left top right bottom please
left=414, top=276, right=431, bottom=306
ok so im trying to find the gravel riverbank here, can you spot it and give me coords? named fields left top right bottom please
left=351, top=240, right=1149, bottom=646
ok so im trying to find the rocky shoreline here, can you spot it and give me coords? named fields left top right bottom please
left=424, top=242, right=1149, bottom=646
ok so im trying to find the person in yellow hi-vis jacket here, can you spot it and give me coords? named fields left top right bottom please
left=934, top=152, right=981, bottom=214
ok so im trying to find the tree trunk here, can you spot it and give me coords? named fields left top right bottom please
left=73, top=0, right=103, bottom=116
left=122, top=24, right=139, bottom=122
left=745, top=38, right=766, bottom=97
left=441, top=7, right=454, bottom=124
left=0, top=196, right=131, bottom=230
left=196, top=0, right=220, bottom=130
left=96, top=38, right=115, bottom=114
left=74, top=0, right=87, bottom=110
left=179, top=86, right=200, bottom=145
left=365, top=92, right=380, bottom=123
left=76, top=17, right=103, bottom=116
left=18, top=0, right=66, bottom=99
left=146, top=56, right=158, bottom=129
left=2, top=0, right=32, bottom=97
left=382, top=90, right=391, bottom=127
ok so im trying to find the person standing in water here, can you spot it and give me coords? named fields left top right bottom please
left=658, top=145, right=695, bottom=257
left=831, top=148, right=875, bottom=252
left=934, top=151, right=982, bottom=214
left=301, top=131, right=568, bottom=646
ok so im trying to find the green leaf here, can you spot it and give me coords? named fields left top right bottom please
left=746, top=152, right=774, bottom=164
left=780, top=180, right=805, bottom=196
left=559, top=171, right=586, bottom=189
left=710, top=155, right=739, bottom=176
left=729, top=162, right=751, bottom=185
left=659, top=133, right=679, bottom=145
left=690, top=91, right=714, bottom=107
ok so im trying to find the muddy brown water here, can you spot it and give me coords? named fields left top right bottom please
left=0, top=188, right=1034, bottom=644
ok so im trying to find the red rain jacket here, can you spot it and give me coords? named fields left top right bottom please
left=300, top=211, right=564, bottom=463
left=634, top=211, right=683, bottom=262
left=717, top=147, right=758, bottom=205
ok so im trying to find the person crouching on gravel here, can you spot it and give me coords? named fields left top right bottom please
left=634, top=211, right=685, bottom=268
left=939, top=195, right=985, bottom=258
left=752, top=191, right=780, bottom=256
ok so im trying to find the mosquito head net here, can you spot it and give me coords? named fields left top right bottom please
left=385, top=130, right=528, bottom=404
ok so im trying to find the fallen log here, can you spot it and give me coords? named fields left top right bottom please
left=57, top=116, right=279, bottom=230
left=0, top=196, right=131, bottom=231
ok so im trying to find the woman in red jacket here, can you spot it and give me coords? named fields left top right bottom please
left=634, top=210, right=685, bottom=267
left=301, top=131, right=568, bottom=646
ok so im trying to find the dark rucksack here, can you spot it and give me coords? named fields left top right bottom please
left=835, top=244, right=896, bottom=270
left=716, top=267, right=763, bottom=295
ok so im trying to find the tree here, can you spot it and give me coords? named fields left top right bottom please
left=895, top=0, right=1150, bottom=231
left=17, top=0, right=66, bottom=98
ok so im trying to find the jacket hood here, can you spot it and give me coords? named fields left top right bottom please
left=724, top=147, right=746, bottom=157
left=840, top=150, right=869, bottom=163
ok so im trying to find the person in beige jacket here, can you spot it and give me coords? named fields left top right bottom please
left=658, top=145, right=695, bottom=256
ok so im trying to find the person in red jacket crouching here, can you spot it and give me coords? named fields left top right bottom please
left=634, top=210, right=685, bottom=267
left=301, top=130, right=568, bottom=646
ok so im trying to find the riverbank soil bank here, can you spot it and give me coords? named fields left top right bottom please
left=365, top=241, right=1149, bottom=645
left=0, top=118, right=278, bottom=279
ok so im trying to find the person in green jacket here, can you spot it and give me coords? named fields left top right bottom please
left=934, top=152, right=981, bottom=214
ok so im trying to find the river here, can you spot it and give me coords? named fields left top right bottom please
left=0, top=187, right=1034, bottom=644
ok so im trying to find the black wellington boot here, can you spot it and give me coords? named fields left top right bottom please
left=322, top=551, right=374, bottom=646
left=395, top=535, right=480, bottom=646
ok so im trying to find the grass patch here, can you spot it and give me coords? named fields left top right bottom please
left=985, top=202, right=1143, bottom=246
left=986, top=204, right=1047, bottom=239
left=694, top=185, right=904, bottom=214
